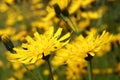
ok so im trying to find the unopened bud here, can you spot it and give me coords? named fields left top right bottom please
left=1, top=35, right=16, bottom=53
left=62, top=8, right=69, bottom=17
left=53, top=3, right=61, bottom=17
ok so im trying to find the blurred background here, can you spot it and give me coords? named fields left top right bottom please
left=0, top=0, right=120, bottom=80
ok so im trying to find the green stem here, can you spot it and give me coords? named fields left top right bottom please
left=60, top=14, right=68, bottom=24
left=87, top=60, right=93, bottom=80
left=34, top=64, right=43, bottom=80
left=68, top=16, right=78, bottom=32
left=47, top=59, right=54, bottom=80
left=22, top=64, right=39, bottom=80
left=60, top=14, right=78, bottom=33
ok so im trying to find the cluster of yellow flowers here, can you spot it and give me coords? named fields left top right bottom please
left=0, top=0, right=120, bottom=80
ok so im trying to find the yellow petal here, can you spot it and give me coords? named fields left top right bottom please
left=54, top=27, right=62, bottom=38
left=59, top=32, right=70, bottom=41
left=62, top=39, right=70, bottom=46
left=89, top=52, right=95, bottom=56
left=26, top=36, right=34, bottom=43
left=68, top=0, right=82, bottom=14
left=44, top=26, right=54, bottom=38
left=34, top=32, right=41, bottom=41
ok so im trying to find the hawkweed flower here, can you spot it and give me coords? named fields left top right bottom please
left=68, top=0, right=94, bottom=14
left=0, top=27, right=16, bottom=37
left=72, top=30, right=112, bottom=58
left=52, top=29, right=112, bottom=66
left=42, top=0, right=95, bottom=33
left=43, top=0, right=69, bottom=20
left=6, top=26, right=70, bottom=64
left=65, top=61, right=87, bottom=80
left=43, top=0, right=95, bottom=20
left=52, top=30, right=112, bottom=80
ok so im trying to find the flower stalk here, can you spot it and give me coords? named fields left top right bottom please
left=22, top=64, right=39, bottom=80
left=85, top=54, right=93, bottom=80
left=47, top=59, right=54, bottom=80
left=42, top=53, right=54, bottom=80
left=34, top=64, right=43, bottom=80
left=87, top=59, right=93, bottom=80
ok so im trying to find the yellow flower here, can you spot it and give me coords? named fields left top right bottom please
left=49, top=0, right=69, bottom=10
left=68, top=0, right=94, bottom=14
left=66, top=61, right=85, bottom=80
left=5, top=0, right=14, bottom=5
left=78, top=18, right=90, bottom=32
left=6, top=26, right=70, bottom=64
left=0, top=60, right=3, bottom=68
left=8, top=77, right=16, bottom=80
left=11, top=31, right=27, bottom=41
left=43, top=0, right=95, bottom=21
left=0, top=3, right=8, bottom=13
left=52, top=30, right=112, bottom=66
left=73, top=30, right=112, bottom=57
left=81, top=7, right=106, bottom=19
left=0, top=27, right=16, bottom=37
left=31, top=0, right=41, bottom=4
left=42, top=0, right=70, bottom=21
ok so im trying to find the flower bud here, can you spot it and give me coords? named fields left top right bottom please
left=1, top=35, right=16, bottom=53
left=62, top=8, right=69, bottom=17
left=53, top=3, right=61, bottom=17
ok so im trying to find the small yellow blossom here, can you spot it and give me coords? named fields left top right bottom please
left=81, top=7, right=106, bottom=19
left=42, top=0, right=69, bottom=21
left=68, top=0, right=94, bottom=14
left=5, top=0, right=14, bottom=5
left=0, top=27, right=16, bottom=37
left=8, top=77, right=16, bottom=80
left=43, top=69, right=50, bottom=75
left=49, top=0, right=69, bottom=10
left=32, top=0, right=41, bottom=4
left=0, top=3, right=8, bottom=12
left=13, top=71, right=23, bottom=79
left=0, top=60, right=3, bottom=68
left=93, top=68, right=100, bottom=75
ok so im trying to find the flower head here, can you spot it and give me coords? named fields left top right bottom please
left=52, top=29, right=112, bottom=66
left=6, top=26, right=70, bottom=64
